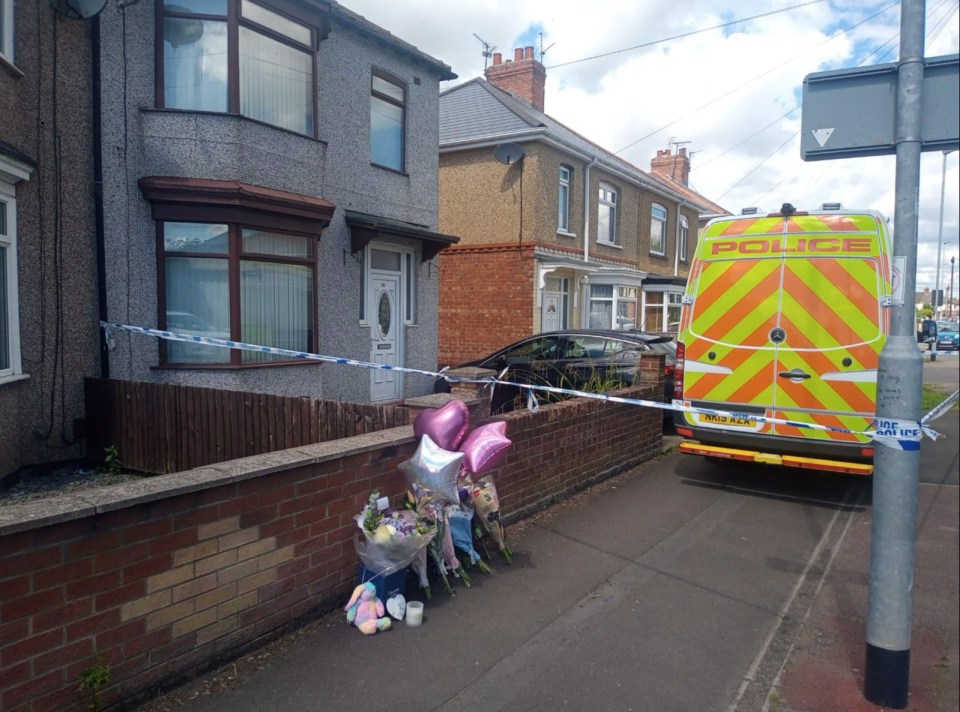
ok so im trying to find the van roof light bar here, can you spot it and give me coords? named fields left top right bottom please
left=740, top=207, right=759, bottom=215
left=821, top=202, right=843, bottom=210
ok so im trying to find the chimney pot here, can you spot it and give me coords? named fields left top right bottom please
left=514, top=47, right=524, bottom=61
left=492, top=52, right=502, bottom=65
left=525, top=46, right=534, bottom=60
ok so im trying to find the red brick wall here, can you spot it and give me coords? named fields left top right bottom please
left=0, top=371, right=662, bottom=712
left=438, top=245, right=536, bottom=367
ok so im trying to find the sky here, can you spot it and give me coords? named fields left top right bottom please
left=342, top=0, right=960, bottom=300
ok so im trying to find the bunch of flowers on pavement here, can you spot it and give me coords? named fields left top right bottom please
left=346, top=399, right=513, bottom=628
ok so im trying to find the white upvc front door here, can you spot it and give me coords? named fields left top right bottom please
left=368, top=265, right=402, bottom=402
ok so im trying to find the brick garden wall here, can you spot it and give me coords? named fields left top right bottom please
left=0, top=366, right=663, bottom=712
left=438, top=245, right=536, bottom=367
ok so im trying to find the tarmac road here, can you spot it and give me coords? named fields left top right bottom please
left=136, top=369, right=958, bottom=712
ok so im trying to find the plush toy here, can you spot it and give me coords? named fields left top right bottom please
left=344, top=581, right=392, bottom=635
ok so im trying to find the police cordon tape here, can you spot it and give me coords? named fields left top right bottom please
left=101, top=321, right=957, bottom=452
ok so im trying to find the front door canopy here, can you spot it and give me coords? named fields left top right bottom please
left=345, top=210, right=459, bottom=262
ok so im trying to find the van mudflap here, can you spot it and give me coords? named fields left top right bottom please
left=678, top=441, right=873, bottom=475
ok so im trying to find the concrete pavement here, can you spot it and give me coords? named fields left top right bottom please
left=135, top=374, right=959, bottom=712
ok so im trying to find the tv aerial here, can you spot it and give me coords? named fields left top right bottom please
left=473, top=33, right=496, bottom=71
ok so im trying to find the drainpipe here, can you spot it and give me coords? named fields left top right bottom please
left=674, top=201, right=686, bottom=276
left=92, top=15, right=109, bottom=378
left=581, top=155, right=600, bottom=328
left=582, top=155, right=599, bottom=264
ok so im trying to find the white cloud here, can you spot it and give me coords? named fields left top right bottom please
left=342, top=0, right=960, bottom=293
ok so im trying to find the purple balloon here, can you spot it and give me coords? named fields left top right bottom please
left=414, top=399, right=470, bottom=451
left=459, top=422, right=512, bottom=476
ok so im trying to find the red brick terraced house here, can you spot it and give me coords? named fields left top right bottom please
left=436, top=46, right=729, bottom=367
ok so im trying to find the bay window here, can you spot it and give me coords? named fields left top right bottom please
left=139, top=176, right=335, bottom=367
left=160, top=0, right=318, bottom=136
left=589, top=284, right=638, bottom=330
left=162, top=222, right=315, bottom=365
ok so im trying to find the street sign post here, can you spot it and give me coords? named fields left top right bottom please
left=801, top=54, right=959, bottom=160
left=800, top=5, right=959, bottom=709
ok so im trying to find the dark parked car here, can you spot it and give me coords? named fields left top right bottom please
left=437, top=330, right=676, bottom=415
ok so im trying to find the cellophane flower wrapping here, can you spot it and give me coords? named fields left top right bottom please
left=471, top=477, right=508, bottom=555
left=354, top=493, right=435, bottom=578
left=447, top=504, right=483, bottom=565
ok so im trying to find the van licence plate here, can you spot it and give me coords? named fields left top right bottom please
left=699, top=413, right=758, bottom=428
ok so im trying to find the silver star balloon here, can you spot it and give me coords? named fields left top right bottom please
left=399, top=434, right=464, bottom=504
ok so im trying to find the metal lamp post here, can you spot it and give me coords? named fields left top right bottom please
left=934, top=150, right=956, bottom=318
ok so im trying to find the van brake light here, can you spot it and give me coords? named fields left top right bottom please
left=674, top=342, right=684, bottom=399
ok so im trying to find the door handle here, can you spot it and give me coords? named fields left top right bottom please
left=778, top=368, right=811, bottom=380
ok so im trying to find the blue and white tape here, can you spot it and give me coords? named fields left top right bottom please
left=101, top=322, right=957, bottom=451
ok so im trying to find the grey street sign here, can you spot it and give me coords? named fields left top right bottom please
left=800, top=54, right=959, bottom=160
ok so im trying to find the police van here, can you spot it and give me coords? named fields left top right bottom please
left=672, top=203, right=892, bottom=475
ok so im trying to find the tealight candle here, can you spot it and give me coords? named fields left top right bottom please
left=405, top=601, right=424, bottom=627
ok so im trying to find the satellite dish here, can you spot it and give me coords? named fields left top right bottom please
left=48, top=0, right=108, bottom=19
left=494, top=143, right=525, bottom=165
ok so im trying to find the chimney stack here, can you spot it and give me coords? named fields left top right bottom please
left=650, top=148, right=691, bottom=187
left=485, top=45, right=546, bottom=112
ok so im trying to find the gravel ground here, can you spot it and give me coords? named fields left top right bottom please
left=0, top=466, right=144, bottom=506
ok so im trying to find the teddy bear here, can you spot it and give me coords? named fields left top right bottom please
left=344, top=581, right=392, bottom=635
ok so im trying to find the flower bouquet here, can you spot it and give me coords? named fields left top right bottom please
left=470, top=477, right=512, bottom=564
left=408, top=486, right=473, bottom=596
left=353, top=491, right=436, bottom=586
left=446, top=503, right=492, bottom=573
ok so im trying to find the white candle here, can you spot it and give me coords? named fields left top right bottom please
left=405, top=601, right=424, bottom=627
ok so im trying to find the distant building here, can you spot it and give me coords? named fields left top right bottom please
left=437, top=47, right=728, bottom=366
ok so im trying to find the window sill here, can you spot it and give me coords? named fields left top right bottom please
left=0, top=373, right=30, bottom=387
left=556, top=230, right=577, bottom=238
left=649, top=252, right=668, bottom=259
left=142, top=107, right=321, bottom=143
left=370, top=162, right=409, bottom=177
left=597, top=241, right=623, bottom=250
left=0, top=54, right=23, bottom=79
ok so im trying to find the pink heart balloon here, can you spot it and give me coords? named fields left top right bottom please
left=414, top=399, right=470, bottom=451
left=459, top=422, right=512, bottom=476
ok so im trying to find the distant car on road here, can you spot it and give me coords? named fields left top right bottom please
left=436, top=330, right=676, bottom=415
left=936, top=326, right=959, bottom=351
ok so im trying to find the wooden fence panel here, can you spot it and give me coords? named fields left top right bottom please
left=82, top=379, right=413, bottom=475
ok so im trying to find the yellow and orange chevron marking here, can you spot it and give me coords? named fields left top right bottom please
left=681, top=213, right=891, bottom=448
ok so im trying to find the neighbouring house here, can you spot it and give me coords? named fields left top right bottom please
left=0, top=2, right=102, bottom=481
left=96, top=0, right=458, bottom=408
left=436, top=47, right=728, bottom=367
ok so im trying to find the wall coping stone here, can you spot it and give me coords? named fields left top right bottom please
left=0, top=425, right=418, bottom=537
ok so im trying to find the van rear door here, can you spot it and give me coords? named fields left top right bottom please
left=680, top=213, right=889, bottom=448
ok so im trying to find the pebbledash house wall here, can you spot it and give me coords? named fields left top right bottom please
left=0, top=361, right=664, bottom=712
left=96, top=3, right=448, bottom=405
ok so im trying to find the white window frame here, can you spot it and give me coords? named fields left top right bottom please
left=0, top=0, right=13, bottom=65
left=650, top=203, right=667, bottom=256
left=679, top=214, right=689, bottom=263
left=361, top=243, right=417, bottom=326
left=597, top=182, right=618, bottom=246
left=0, top=175, right=24, bottom=384
left=558, top=165, right=572, bottom=234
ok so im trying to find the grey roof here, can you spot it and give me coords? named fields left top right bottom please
left=439, top=79, right=689, bottom=204
left=331, top=2, right=456, bottom=80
